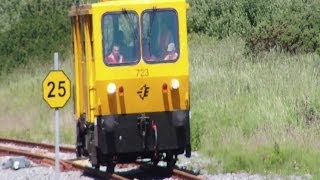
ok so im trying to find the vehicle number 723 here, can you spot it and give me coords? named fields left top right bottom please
left=136, top=69, right=149, bottom=77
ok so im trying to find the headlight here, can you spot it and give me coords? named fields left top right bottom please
left=107, top=83, right=116, bottom=94
left=171, top=79, right=180, bottom=90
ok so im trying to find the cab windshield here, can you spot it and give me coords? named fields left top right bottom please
left=102, top=11, right=140, bottom=66
left=142, top=9, right=179, bottom=62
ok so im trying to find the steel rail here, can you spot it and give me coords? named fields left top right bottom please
left=0, top=145, right=129, bottom=180
left=138, top=162, right=204, bottom=180
left=0, top=138, right=202, bottom=179
left=0, top=137, right=74, bottom=153
left=173, top=168, right=204, bottom=180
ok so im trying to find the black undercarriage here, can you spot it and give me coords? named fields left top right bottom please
left=76, top=110, right=191, bottom=173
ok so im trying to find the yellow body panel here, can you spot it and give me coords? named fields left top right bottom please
left=95, top=76, right=189, bottom=115
left=72, top=16, right=83, bottom=118
left=70, top=0, right=189, bottom=123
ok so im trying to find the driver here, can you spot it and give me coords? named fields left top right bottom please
left=105, top=44, right=124, bottom=64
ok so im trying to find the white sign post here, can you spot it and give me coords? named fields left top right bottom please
left=54, top=52, right=60, bottom=180
left=42, top=53, right=71, bottom=180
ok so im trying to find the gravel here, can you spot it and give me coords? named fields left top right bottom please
left=203, top=173, right=312, bottom=180
left=0, top=156, right=91, bottom=180
left=0, top=152, right=314, bottom=180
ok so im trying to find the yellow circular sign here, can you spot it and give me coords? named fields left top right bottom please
left=42, top=70, right=71, bottom=108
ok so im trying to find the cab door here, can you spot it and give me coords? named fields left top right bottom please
left=72, top=13, right=95, bottom=122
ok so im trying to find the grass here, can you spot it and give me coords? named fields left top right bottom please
left=0, top=58, right=75, bottom=144
left=189, top=34, right=320, bottom=175
left=1, top=34, right=320, bottom=175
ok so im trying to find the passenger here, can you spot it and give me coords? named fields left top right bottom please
left=164, top=43, right=178, bottom=60
left=105, top=45, right=124, bottom=64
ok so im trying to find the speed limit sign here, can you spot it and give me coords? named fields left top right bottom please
left=42, top=70, right=71, bottom=108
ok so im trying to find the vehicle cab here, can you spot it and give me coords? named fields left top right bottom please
left=69, top=0, right=190, bottom=172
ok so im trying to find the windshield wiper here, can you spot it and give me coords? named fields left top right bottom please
left=122, top=8, right=138, bottom=41
left=147, top=7, right=157, bottom=58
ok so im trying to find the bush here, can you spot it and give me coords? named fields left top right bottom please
left=246, top=1, right=320, bottom=54
left=187, top=0, right=272, bottom=38
left=187, top=0, right=320, bottom=54
left=0, top=0, right=73, bottom=74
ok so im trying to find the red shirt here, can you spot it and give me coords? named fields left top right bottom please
left=106, top=53, right=123, bottom=64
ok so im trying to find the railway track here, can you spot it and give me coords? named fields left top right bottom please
left=0, top=138, right=203, bottom=179
left=0, top=137, right=75, bottom=154
left=0, top=143, right=127, bottom=179
left=136, top=163, right=203, bottom=180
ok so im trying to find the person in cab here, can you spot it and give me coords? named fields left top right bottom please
left=105, top=44, right=124, bottom=64
left=164, top=43, right=178, bottom=60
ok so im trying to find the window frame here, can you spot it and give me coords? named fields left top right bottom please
left=101, top=10, right=141, bottom=67
left=141, top=8, right=180, bottom=64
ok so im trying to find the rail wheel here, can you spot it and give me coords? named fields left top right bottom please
left=151, top=151, right=160, bottom=166
left=93, top=164, right=100, bottom=170
left=91, top=146, right=101, bottom=170
left=76, top=123, right=84, bottom=158
left=166, top=153, right=177, bottom=171
left=152, top=158, right=160, bottom=166
left=106, top=156, right=115, bottom=173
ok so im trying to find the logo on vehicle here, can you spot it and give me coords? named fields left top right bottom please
left=137, top=84, right=150, bottom=100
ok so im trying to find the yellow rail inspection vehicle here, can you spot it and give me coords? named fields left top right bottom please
left=69, top=0, right=191, bottom=172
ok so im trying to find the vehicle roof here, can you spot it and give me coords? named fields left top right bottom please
left=69, top=0, right=187, bottom=16
left=100, top=0, right=185, bottom=3
left=96, top=0, right=186, bottom=7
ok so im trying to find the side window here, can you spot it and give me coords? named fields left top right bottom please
left=102, top=11, right=140, bottom=66
left=142, top=9, right=179, bottom=62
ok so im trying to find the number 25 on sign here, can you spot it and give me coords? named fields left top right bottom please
left=42, top=70, right=71, bottom=109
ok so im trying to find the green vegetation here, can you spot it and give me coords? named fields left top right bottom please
left=188, top=0, right=320, bottom=54
left=0, top=0, right=73, bottom=74
left=246, top=2, right=320, bottom=54
left=0, top=60, right=74, bottom=144
left=189, top=34, right=320, bottom=175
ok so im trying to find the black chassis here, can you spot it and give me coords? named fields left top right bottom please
left=76, top=110, right=191, bottom=171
